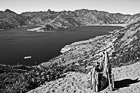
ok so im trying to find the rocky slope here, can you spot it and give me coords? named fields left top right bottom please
left=1, top=9, right=140, bottom=30
left=126, top=13, right=140, bottom=24
left=28, top=61, right=140, bottom=93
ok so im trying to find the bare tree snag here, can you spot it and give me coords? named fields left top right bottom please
left=91, top=66, right=99, bottom=92
left=90, top=51, right=114, bottom=92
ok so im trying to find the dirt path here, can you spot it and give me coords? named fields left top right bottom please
left=28, top=61, right=140, bottom=93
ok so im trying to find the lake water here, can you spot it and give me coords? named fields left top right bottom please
left=0, top=26, right=123, bottom=66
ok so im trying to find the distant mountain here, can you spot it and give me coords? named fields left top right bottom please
left=0, top=9, right=28, bottom=30
left=22, top=9, right=132, bottom=27
left=0, top=9, right=140, bottom=30
left=74, top=9, right=131, bottom=25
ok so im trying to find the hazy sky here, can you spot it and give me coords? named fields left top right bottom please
left=0, top=0, right=140, bottom=14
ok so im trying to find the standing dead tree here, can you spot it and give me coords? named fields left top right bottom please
left=91, top=51, right=114, bottom=92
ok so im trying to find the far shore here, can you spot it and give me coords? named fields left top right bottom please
left=27, top=24, right=128, bottom=32
left=93, top=24, right=128, bottom=27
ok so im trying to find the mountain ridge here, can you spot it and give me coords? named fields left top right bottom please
left=0, top=9, right=140, bottom=30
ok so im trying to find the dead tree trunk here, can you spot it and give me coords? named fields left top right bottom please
left=91, top=66, right=99, bottom=92
left=91, top=51, right=114, bottom=92
left=104, top=51, right=114, bottom=91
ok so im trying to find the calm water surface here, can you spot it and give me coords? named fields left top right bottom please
left=0, top=26, right=123, bottom=65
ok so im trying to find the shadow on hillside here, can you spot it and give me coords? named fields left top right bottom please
left=114, top=78, right=140, bottom=89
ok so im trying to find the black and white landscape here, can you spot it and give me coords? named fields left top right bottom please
left=0, top=0, right=140, bottom=93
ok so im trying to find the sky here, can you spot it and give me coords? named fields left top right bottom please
left=0, top=0, right=140, bottom=14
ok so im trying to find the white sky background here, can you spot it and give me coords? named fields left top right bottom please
left=0, top=0, right=140, bottom=14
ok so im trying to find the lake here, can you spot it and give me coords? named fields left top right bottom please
left=0, top=26, right=123, bottom=66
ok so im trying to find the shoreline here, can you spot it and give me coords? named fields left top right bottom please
left=101, top=23, right=128, bottom=27
left=84, top=23, right=128, bottom=27
left=60, top=35, right=104, bottom=53
left=60, top=24, right=126, bottom=53
left=0, top=25, right=124, bottom=66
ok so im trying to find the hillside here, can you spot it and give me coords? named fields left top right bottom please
left=0, top=9, right=140, bottom=30
left=126, top=13, right=140, bottom=24
left=28, top=61, right=140, bottom=93
left=26, top=21, right=140, bottom=92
